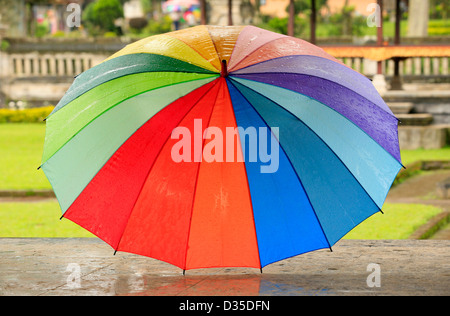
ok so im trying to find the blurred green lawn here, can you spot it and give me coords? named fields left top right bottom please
left=0, top=201, right=93, bottom=237
left=344, top=203, right=442, bottom=239
left=400, top=147, right=450, bottom=166
left=0, top=200, right=441, bottom=239
left=0, top=123, right=448, bottom=239
left=0, top=123, right=50, bottom=190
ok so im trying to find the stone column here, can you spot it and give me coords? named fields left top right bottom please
left=373, top=0, right=387, bottom=94
left=407, top=0, right=429, bottom=37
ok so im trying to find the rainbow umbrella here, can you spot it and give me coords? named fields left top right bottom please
left=40, top=26, right=403, bottom=271
left=162, top=0, right=199, bottom=13
left=184, top=5, right=201, bottom=20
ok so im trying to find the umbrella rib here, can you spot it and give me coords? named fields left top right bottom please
left=205, top=26, right=245, bottom=74
left=234, top=72, right=398, bottom=123
left=49, top=54, right=218, bottom=118
left=227, top=78, right=333, bottom=252
left=225, top=78, right=263, bottom=270
left=41, top=75, right=218, bottom=167
left=227, top=33, right=287, bottom=73
left=230, top=55, right=398, bottom=121
left=206, top=30, right=223, bottom=72
left=230, top=53, right=349, bottom=75
left=113, top=78, right=221, bottom=255
left=231, top=74, right=403, bottom=166
left=182, top=80, right=223, bottom=271
left=167, top=29, right=222, bottom=73
left=228, top=35, right=349, bottom=73
left=104, top=33, right=219, bottom=74
left=229, top=77, right=385, bottom=215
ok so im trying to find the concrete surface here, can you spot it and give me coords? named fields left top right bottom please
left=0, top=238, right=448, bottom=296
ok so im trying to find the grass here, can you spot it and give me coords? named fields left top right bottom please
left=344, top=203, right=442, bottom=240
left=0, top=201, right=93, bottom=237
left=400, top=146, right=450, bottom=166
left=0, top=123, right=50, bottom=190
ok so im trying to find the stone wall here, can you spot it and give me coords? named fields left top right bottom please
left=398, top=125, right=450, bottom=150
left=0, top=48, right=109, bottom=107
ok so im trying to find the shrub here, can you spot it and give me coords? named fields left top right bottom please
left=51, top=30, right=67, bottom=38
left=35, top=24, right=49, bottom=38
left=143, top=16, right=172, bottom=36
left=103, top=31, right=118, bottom=38
left=258, top=16, right=306, bottom=37
left=0, top=106, right=54, bottom=123
left=1, top=39, right=10, bottom=51
left=83, top=0, right=124, bottom=36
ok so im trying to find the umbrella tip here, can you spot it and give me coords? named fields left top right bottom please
left=220, top=60, right=228, bottom=77
left=183, top=269, right=186, bottom=276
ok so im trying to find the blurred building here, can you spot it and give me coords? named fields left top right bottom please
left=259, top=0, right=407, bottom=18
left=326, top=0, right=380, bottom=15
left=0, top=0, right=85, bottom=38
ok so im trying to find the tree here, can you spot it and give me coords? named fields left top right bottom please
left=83, top=0, right=124, bottom=35
left=228, top=0, right=233, bottom=25
left=291, top=0, right=327, bottom=13
left=200, top=0, right=206, bottom=24
left=287, top=0, right=327, bottom=37
left=288, top=0, right=295, bottom=36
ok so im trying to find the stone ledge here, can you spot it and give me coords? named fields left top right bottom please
left=0, top=238, right=448, bottom=296
left=397, top=113, right=434, bottom=126
left=398, top=125, right=450, bottom=149
left=388, top=102, right=414, bottom=114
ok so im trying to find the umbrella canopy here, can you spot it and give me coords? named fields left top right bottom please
left=40, top=25, right=403, bottom=271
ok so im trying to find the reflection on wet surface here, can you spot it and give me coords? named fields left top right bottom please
left=112, top=274, right=334, bottom=296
